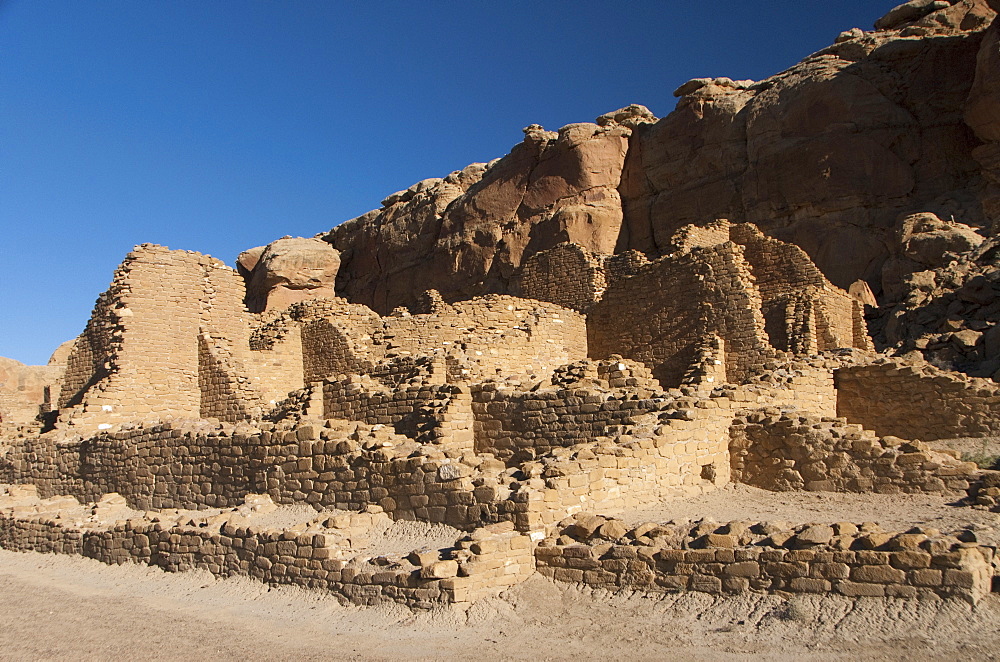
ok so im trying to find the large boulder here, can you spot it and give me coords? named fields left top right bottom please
left=900, top=212, right=985, bottom=266
left=240, top=237, right=341, bottom=312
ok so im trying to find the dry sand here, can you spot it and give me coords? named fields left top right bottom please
left=2, top=549, right=1000, bottom=661
left=3, top=487, right=1000, bottom=661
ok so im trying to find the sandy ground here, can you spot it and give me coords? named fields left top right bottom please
left=3, top=487, right=1000, bottom=660
left=1, top=549, right=1000, bottom=661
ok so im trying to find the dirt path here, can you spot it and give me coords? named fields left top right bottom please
left=2, top=549, right=1000, bottom=661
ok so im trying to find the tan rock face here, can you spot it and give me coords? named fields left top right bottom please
left=899, top=212, right=984, bottom=267
left=620, top=1, right=995, bottom=295
left=0, top=356, right=62, bottom=425
left=46, top=340, right=75, bottom=368
left=966, top=15, right=1000, bottom=225
left=325, top=108, right=656, bottom=314
left=242, top=237, right=341, bottom=312
left=881, top=212, right=986, bottom=302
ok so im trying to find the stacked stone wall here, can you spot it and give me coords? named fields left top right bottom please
left=266, top=295, right=587, bottom=387
left=381, top=296, right=587, bottom=382
left=589, top=242, right=774, bottom=387
left=57, top=246, right=206, bottom=427
left=321, top=378, right=474, bottom=447
left=667, top=218, right=732, bottom=252
left=244, top=325, right=304, bottom=409
left=535, top=517, right=994, bottom=603
left=730, top=223, right=865, bottom=354
left=510, top=406, right=734, bottom=531
left=471, top=384, right=666, bottom=463
left=730, top=413, right=980, bottom=494
left=0, top=506, right=533, bottom=608
left=836, top=360, right=1000, bottom=440
left=0, top=420, right=510, bottom=529
left=712, top=358, right=839, bottom=418
left=513, top=243, right=608, bottom=313
left=198, top=332, right=267, bottom=422
left=52, top=245, right=289, bottom=432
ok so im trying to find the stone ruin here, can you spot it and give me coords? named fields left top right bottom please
left=4, top=0, right=1000, bottom=608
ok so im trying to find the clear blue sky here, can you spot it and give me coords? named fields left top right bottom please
left=1, top=0, right=897, bottom=365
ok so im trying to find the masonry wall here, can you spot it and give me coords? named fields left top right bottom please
left=0, top=419, right=514, bottom=530
left=836, top=360, right=1000, bottom=440
left=730, top=223, right=865, bottom=353
left=52, top=245, right=292, bottom=431
left=382, top=296, right=588, bottom=382
left=513, top=243, right=608, bottom=313
left=471, top=384, right=666, bottom=463
left=322, top=378, right=475, bottom=446
left=711, top=358, right=839, bottom=418
left=666, top=218, right=732, bottom=252
left=535, top=526, right=994, bottom=603
left=57, top=246, right=208, bottom=429
left=588, top=242, right=774, bottom=387
left=198, top=332, right=267, bottom=421
left=729, top=412, right=980, bottom=494
left=246, top=325, right=304, bottom=409
left=0, top=510, right=534, bottom=608
left=510, top=405, right=735, bottom=531
left=260, top=295, right=587, bottom=387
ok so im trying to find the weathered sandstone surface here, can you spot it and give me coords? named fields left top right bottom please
left=322, top=0, right=999, bottom=314
left=239, top=237, right=342, bottom=313
left=323, top=106, right=655, bottom=313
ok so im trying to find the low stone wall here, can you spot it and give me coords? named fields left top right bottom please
left=508, top=405, right=734, bottom=531
left=836, top=359, right=1000, bottom=440
left=710, top=357, right=839, bottom=417
left=534, top=514, right=996, bottom=604
left=730, top=412, right=980, bottom=494
left=0, top=495, right=533, bottom=608
left=0, top=419, right=511, bottom=530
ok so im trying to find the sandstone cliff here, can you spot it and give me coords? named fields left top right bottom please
left=316, top=0, right=1000, bottom=316
left=322, top=106, right=655, bottom=314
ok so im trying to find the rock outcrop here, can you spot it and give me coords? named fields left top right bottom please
left=324, top=106, right=656, bottom=314
left=318, top=0, right=1000, bottom=315
left=620, top=0, right=996, bottom=293
left=239, top=237, right=341, bottom=313
left=0, top=355, right=65, bottom=428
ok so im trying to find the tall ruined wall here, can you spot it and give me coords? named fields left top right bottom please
left=53, top=245, right=305, bottom=430
left=729, top=223, right=869, bottom=353
left=270, top=295, right=587, bottom=386
left=57, top=246, right=211, bottom=428
left=588, top=242, right=773, bottom=387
